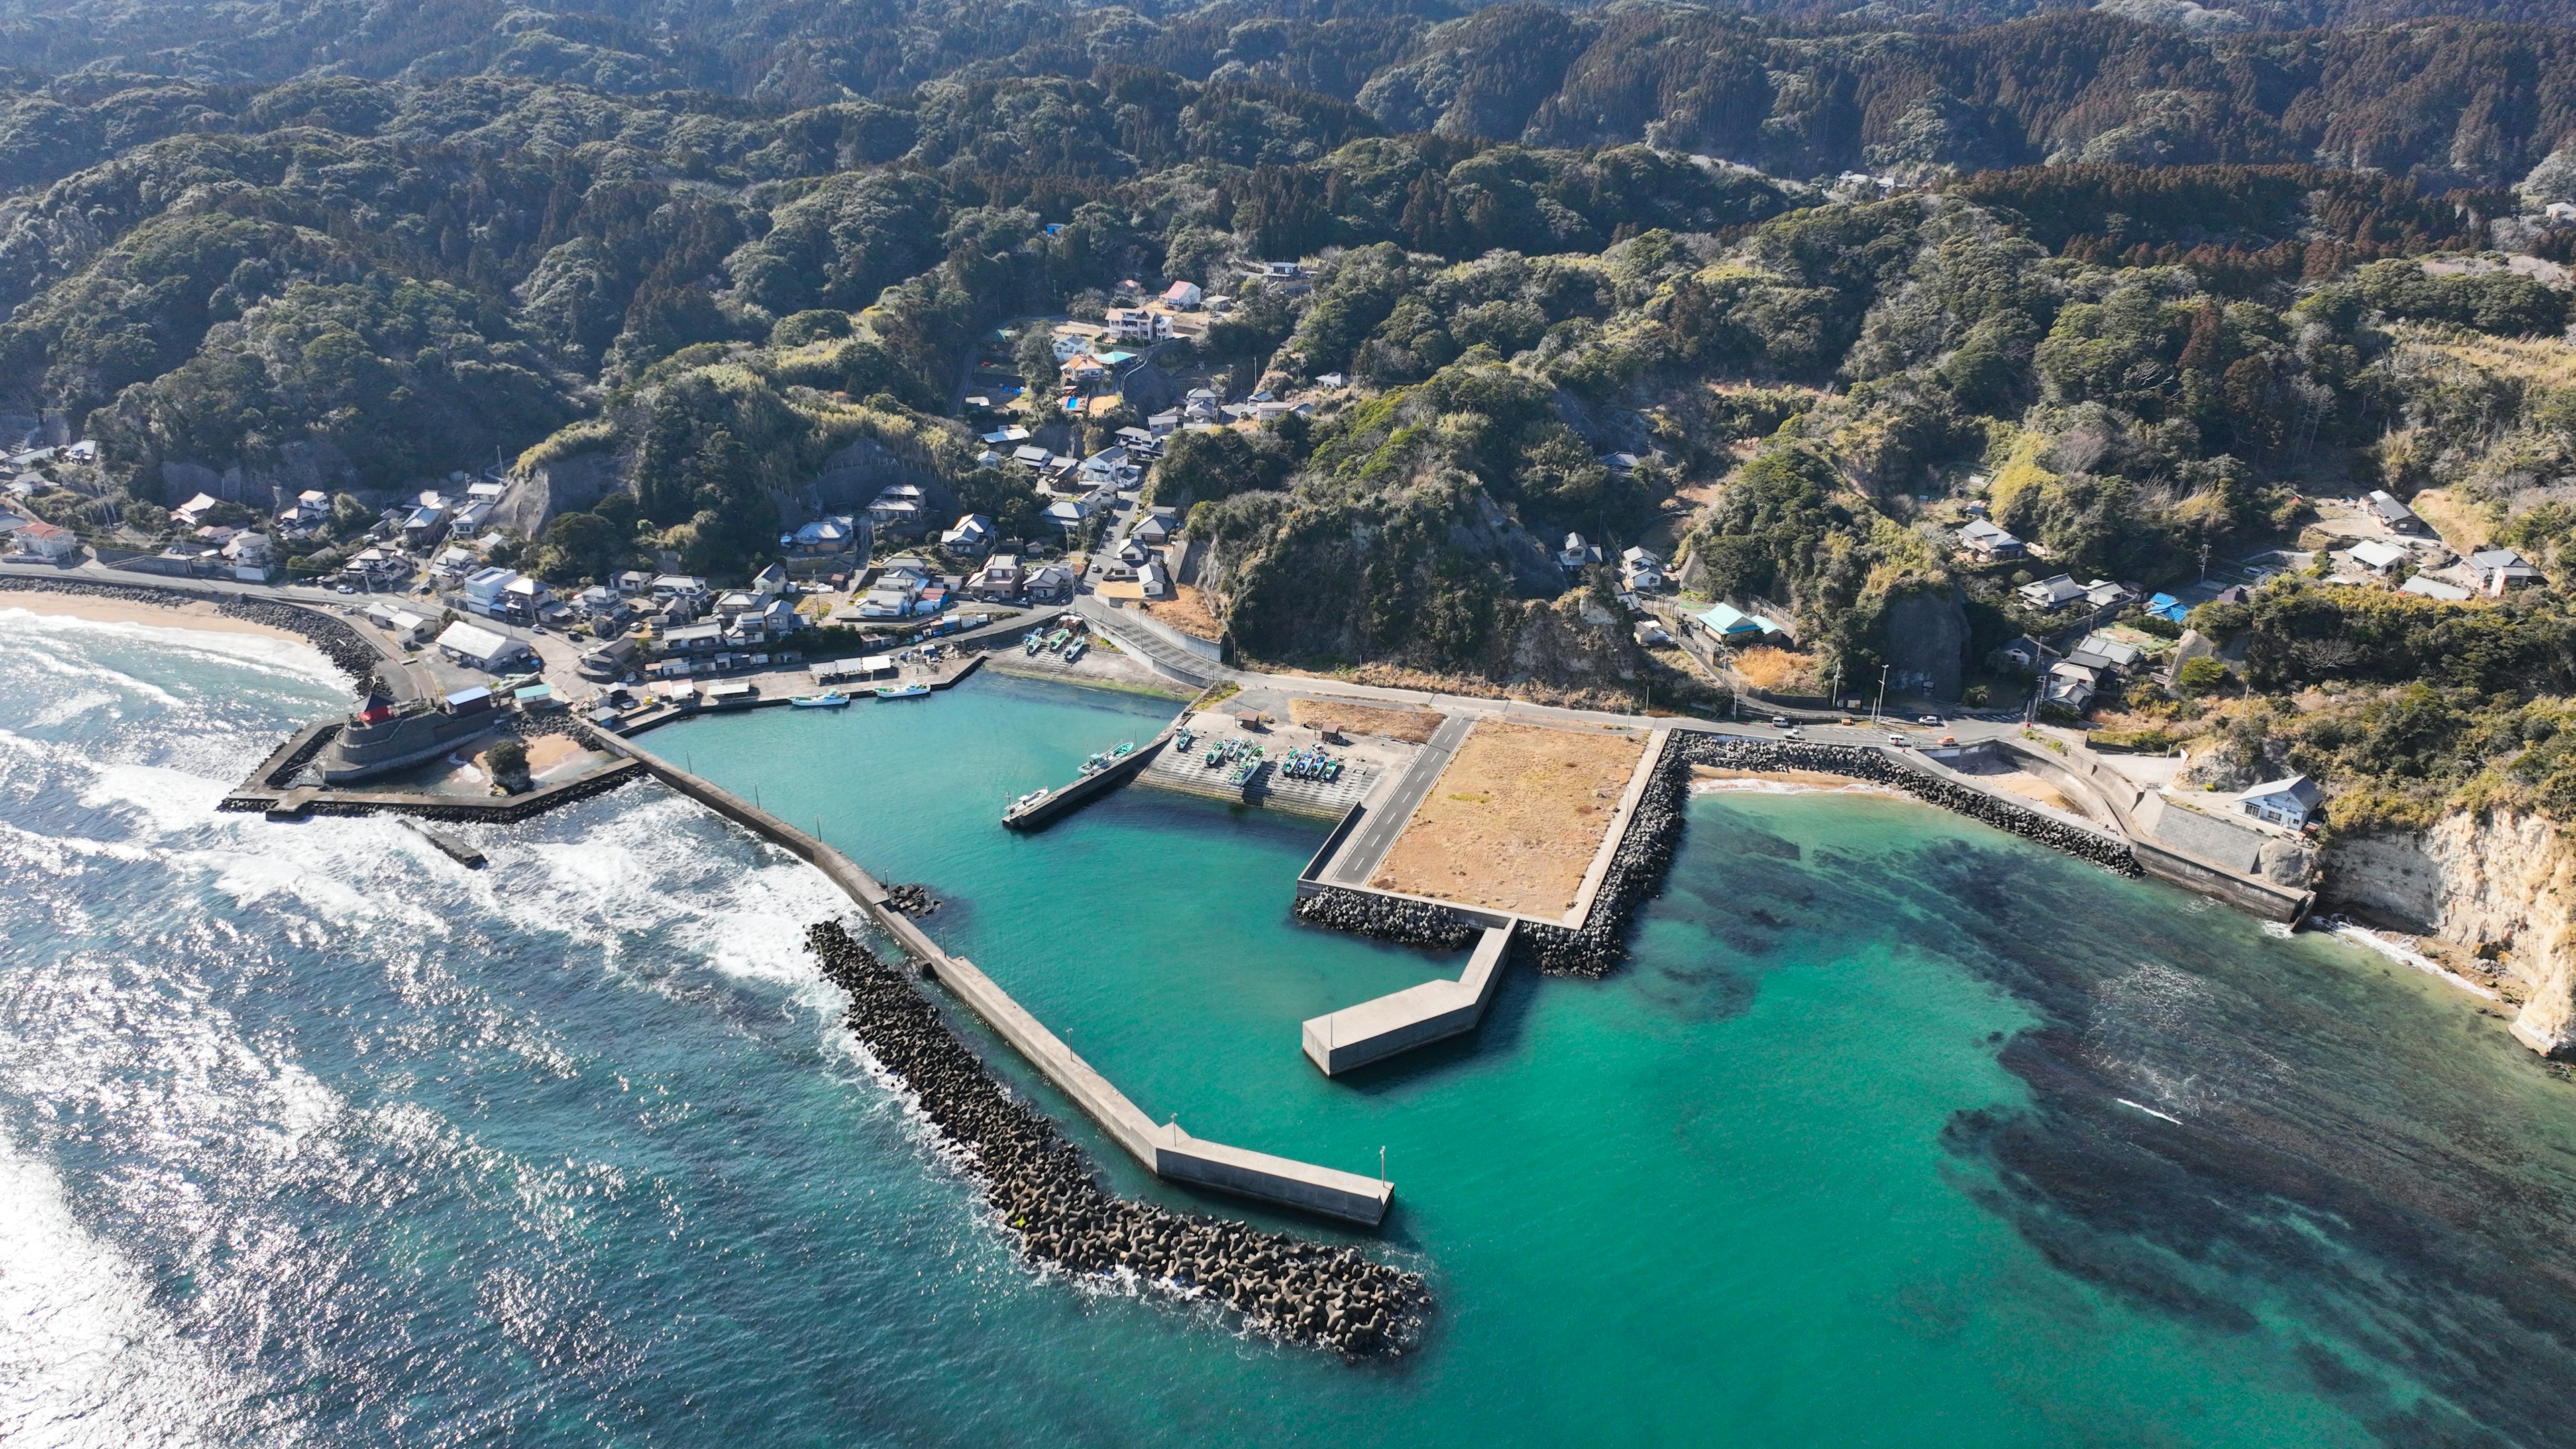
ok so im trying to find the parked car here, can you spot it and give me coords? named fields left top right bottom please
left=1768, top=716, right=1792, bottom=728
left=1916, top=714, right=1942, bottom=726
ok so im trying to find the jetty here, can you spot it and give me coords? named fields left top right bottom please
left=1000, top=686, right=1212, bottom=830
left=597, top=729, right=1395, bottom=1227
left=1304, top=922, right=1515, bottom=1075
left=400, top=816, right=488, bottom=867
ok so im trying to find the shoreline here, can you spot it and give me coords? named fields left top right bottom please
left=0, top=587, right=313, bottom=646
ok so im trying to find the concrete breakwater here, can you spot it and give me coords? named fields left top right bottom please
left=809, top=922, right=1428, bottom=1357
left=1677, top=736, right=2144, bottom=877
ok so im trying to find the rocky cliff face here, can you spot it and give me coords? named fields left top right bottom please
left=2326, top=810, right=2576, bottom=1058
left=1878, top=584, right=1968, bottom=702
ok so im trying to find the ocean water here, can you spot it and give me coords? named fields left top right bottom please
left=5, top=612, right=2576, bottom=1448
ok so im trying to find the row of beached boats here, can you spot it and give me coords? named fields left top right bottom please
left=1274, top=745, right=1344, bottom=782
left=1022, top=626, right=1087, bottom=662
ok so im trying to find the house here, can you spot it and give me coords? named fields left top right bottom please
left=1619, top=546, right=1666, bottom=591
left=1998, top=635, right=2047, bottom=671
left=657, top=620, right=725, bottom=654
left=749, top=563, right=789, bottom=598
left=1147, top=411, right=1180, bottom=437
left=1244, top=262, right=1309, bottom=294
left=1957, top=519, right=2024, bottom=561
left=1023, top=561, right=1076, bottom=603
left=2017, top=574, right=2088, bottom=610
left=1598, top=451, right=1641, bottom=474
left=12, top=519, right=76, bottom=560
left=2468, top=547, right=2543, bottom=594
left=2364, top=490, right=2424, bottom=533
left=460, top=566, right=518, bottom=616
left=1044, top=500, right=1090, bottom=533
left=2347, top=539, right=2410, bottom=575
left=788, top=515, right=865, bottom=557
left=434, top=621, right=534, bottom=672
left=1138, top=558, right=1171, bottom=598
left=2072, top=632, right=2145, bottom=672
left=502, top=574, right=549, bottom=622
left=1693, top=602, right=1786, bottom=642
left=967, top=554, right=1024, bottom=600
left=400, top=504, right=447, bottom=547
left=1105, top=307, right=1171, bottom=343
left=1316, top=372, right=1347, bottom=390
left=1161, top=280, right=1204, bottom=308
left=1558, top=533, right=1600, bottom=572
left=941, top=513, right=996, bottom=554
left=865, top=485, right=927, bottom=536
left=2082, top=578, right=2135, bottom=609
left=172, top=492, right=224, bottom=527
left=2236, top=774, right=2322, bottom=829
left=2044, top=660, right=2100, bottom=711
left=614, top=569, right=653, bottom=594
left=1130, top=510, right=1177, bottom=546
left=2145, top=592, right=2188, bottom=623
left=857, top=578, right=920, bottom=619
left=757, top=597, right=805, bottom=637
left=223, top=531, right=272, bottom=580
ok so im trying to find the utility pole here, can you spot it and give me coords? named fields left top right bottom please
left=1874, top=663, right=1889, bottom=723
left=2198, top=541, right=2211, bottom=583
left=1830, top=658, right=1842, bottom=712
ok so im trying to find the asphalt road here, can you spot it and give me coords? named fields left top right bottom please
left=1327, top=712, right=1473, bottom=886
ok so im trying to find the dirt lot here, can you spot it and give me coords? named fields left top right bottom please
left=1141, top=585, right=1226, bottom=641
left=1371, top=720, right=1648, bottom=916
left=1288, top=698, right=1445, bottom=743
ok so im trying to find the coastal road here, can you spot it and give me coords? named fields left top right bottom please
left=1328, top=713, right=1473, bottom=886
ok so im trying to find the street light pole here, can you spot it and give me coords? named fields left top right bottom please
left=1874, top=663, right=1888, bottom=723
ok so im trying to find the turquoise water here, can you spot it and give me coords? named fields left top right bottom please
left=6, top=614, right=2575, bottom=1446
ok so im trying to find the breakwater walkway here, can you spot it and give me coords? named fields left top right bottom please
left=1303, top=922, right=1515, bottom=1075
left=596, top=729, right=1396, bottom=1227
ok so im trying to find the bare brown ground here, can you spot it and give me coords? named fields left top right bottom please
left=1289, top=698, right=1444, bottom=743
left=1371, top=720, right=1646, bottom=916
left=1142, top=585, right=1225, bottom=641
left=523, top=735, right=590, bottom=773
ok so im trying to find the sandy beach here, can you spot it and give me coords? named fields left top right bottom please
left=0, top=588, right=309, bottom=645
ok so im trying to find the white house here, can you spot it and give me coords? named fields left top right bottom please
left=460, top=566, right=518, bottom=616
left=13, top=519, right=76, bottom=560
left=1160, top=280, right=1203, bottom=308
left=1619, top=546, right=1665, bottom=592
left=2236, top=774, right=2322, bottom=829
left=172, top=492, right=224, bottom=527
left=941, top=513, right=996, bottom=554
left=1105, top=307, right=1171, bottom=342
left=2347, top=539, right=2410, bottom=575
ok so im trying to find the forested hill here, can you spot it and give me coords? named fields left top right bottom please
left=7, top=0, right=2576, bottom=834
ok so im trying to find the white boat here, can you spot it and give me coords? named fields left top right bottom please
left=791, top=691, right=851, bottom=708
left=876, top=682, right=930, bottom=700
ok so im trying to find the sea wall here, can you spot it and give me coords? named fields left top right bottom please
left=2326, top=809, right=2576, bottom=1058
left=807, top=922, right=1427, bottom=1356
left=1515, top=730, right=1690, bottom=977
left=1290, top=888, right=1483, bottom=950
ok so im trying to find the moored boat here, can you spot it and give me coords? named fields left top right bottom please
left=791, top=691, right=851, bottom=708
left=876, top=682, right=931, bottom=699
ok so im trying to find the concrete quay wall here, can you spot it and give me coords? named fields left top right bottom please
left=599, top=729, right=1393, bottom=1226
left=1303, top=923, right=1515, bottom=1075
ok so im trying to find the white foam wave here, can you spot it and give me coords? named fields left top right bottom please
left=0, top=1130, right=233, bottom=1449
left=0, top=606, right=341, bottom=690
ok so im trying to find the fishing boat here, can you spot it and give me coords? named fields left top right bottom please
left=875, top=682, right=931, bottom=700
left=791, top=691, right=851, bottom=708
left=1063, top=637, right=1088, bottom=663
left=1043, top=629, right=1072, bottom=653
left=1022, top=631, right=1044, bottom=655
left=1010, top=789, right=1047, bottom=812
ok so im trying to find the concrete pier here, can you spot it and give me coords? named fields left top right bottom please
left=1303, top=922, right=1515, bottom=1075
left=599, top=729, right=1395, bottom=1226
left=1001, top=688, right=1215, bottom=830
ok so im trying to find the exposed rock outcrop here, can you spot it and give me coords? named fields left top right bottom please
left=2326, top=810, right=2576, bottom=1057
